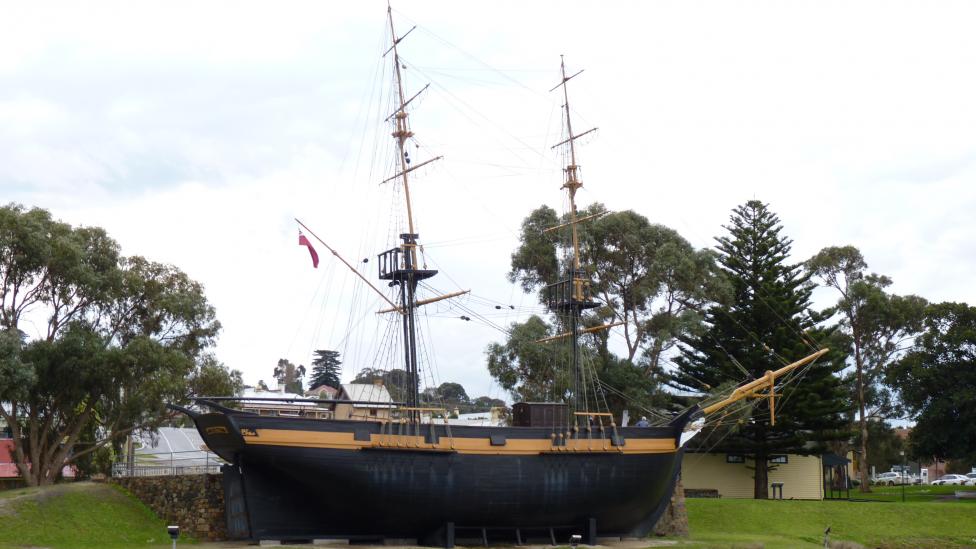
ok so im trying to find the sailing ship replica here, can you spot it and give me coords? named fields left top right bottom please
left=173, top=6, right=829, bottom=545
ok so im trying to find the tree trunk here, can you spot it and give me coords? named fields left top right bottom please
left=854, top=343, right=871, bottom=493
left=754, top=455, right=769, bottom=499
left=644, top=339, right=664, bottom=378
left=4, top=406, right=35, bottom=486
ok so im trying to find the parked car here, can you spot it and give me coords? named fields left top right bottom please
left=873, top=472, right=907, bottom=486
left=965, top=473, right=976, bottom=484
left=932, top=474, right=970, bottom=486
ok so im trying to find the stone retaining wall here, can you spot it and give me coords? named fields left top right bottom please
left=113, top=474, right=226, bottom=541
left=653, top=480, right=690, bottom=537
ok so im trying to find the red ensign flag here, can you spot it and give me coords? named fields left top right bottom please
left=298, top=232, right=319, bottom=268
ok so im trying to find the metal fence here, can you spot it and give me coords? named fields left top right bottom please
left=111, top=449, right=225, bottom=478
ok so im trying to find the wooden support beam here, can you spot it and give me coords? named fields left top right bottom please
left=534, top=321, right=624, bottom=344
left=295, top=218, right=403, bottom=314
left=701, top=348, right=829, bottom=417
left=381, top=156, right=443, bottom=184
left=376, top=289, right=470, bottom=314
left=541, top=210, right=608, bottom=234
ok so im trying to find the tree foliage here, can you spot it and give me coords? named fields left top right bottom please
left=188, top=355, right=244, bottom=398
left=0, top=204, right=220, bottom=486
left=273, top=358, right=306, bottom=394
left=671, top=200, right=848, bottom=498
left=807, top=245, right=927, bottom=490
left=509, top=204, right=727, bottom=368
left=853, top=421, right=907, bottom=473
left=309, top=350, right=342, bottom=390
left=486, top=315, right=574, bottom=403
left=423, top=382, right=470, bottom=404
left=499, top=205, right=728, bottom=423
left=350, top=368, right=413, bottom=403
left=471, top=395, right=506, bottom=411
left=486, top=314, right=670, bottom=421
left=888, top=302, right=976, bottom=463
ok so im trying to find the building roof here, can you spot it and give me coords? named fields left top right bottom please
left=241, top=387, right=307, bottom=400
left=446, top=412, right=505, bottom=427
left=822, top=453, right=851, bottom=466
left=307, top=385, right=338, bottom=398
left=135, top=427, right=215, bottom=467
left=339, top=384, right=393, bottom=408
left=239, top=387, right=319, bottom=409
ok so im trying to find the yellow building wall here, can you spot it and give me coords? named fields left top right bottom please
left=681, top=453, right=824, bottom=500
left=333, top=403, right=390, bottom=421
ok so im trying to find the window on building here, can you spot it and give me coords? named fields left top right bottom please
left=726, top=454, right=745, bottom=464
left=770, top=455, right=788, bottom=464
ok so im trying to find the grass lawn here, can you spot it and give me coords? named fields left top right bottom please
left=3, top=482, right=975, bottom=549
left=679, top=496, right=976, bottom=548
left=850, top=483, right=976, bottom=503
left=0, top=482, right=180, bottom=549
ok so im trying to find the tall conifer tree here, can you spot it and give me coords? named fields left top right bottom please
left=310, top=349, right=342, bottom=390
left=671, top=200, right=848, bottom=498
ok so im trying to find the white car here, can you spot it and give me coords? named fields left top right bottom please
left=873, top=472, right=907, bottom=486
left=932, top=474, right=970, bottom=486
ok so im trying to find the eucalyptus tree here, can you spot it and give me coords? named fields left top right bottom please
left=0, top=204, right=222, bottom=485
left=806, top=246, right=927, bottom=491
left=486, top=315, right=574, bottom=403
left=188, top=354, right=244, bottom=399
left=508, top=204, right=727, bottom=373
left=274, top=358, right=306, bottom=394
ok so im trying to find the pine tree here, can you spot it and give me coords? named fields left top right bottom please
left=309, top=350, right=342, bottom=390
left=671, top=200, right=848, bottom=499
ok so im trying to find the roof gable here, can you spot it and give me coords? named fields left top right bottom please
left=340, top=383, right=393, bottom=404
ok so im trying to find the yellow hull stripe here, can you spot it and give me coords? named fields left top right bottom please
left=243, top=429, right=676, bottom=455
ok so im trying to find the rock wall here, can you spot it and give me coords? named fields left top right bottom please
left=113, top=474, right=226, bottom=541
left=653, top=480, right=690, bottom=537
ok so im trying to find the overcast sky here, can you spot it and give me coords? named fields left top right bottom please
left=3, top=1, right=975, bottom=400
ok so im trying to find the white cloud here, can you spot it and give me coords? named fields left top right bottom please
left=4, top=1, right=976, bottom=399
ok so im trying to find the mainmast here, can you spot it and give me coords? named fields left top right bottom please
left=545, top=57, right=601, bottom=414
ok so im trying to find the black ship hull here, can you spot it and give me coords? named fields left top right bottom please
left=185, top=407, right=696, bottom=543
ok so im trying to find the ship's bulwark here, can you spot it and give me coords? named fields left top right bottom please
left=192, top=411, right=690, bottom=542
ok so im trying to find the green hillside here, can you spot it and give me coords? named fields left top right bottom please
left=0, top=482, right=174, bottom=549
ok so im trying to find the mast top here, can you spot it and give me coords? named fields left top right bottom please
left=384, top=5, right=439, bottom=268
left=549, top=57, right=598, bottom=303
